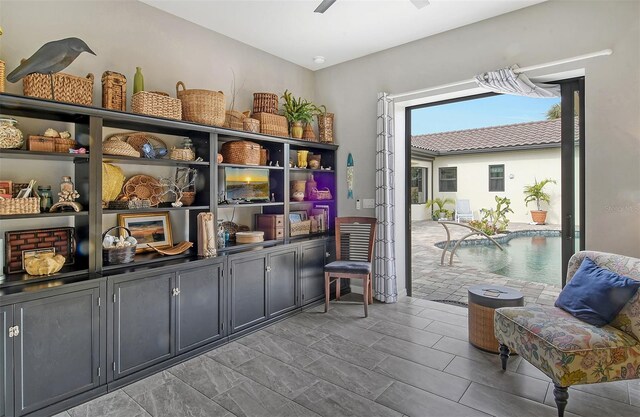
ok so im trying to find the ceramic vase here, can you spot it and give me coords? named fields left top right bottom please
left=291, top=121, right=303, bottom=139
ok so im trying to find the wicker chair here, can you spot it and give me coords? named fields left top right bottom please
left=324, top=217, right=377, bottom=317
left=495, top=251, right=640, bottom=417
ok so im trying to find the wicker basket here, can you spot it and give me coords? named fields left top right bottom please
left=224, top=110, right=247, bottom=130
left=220, top=141, right=260, bottom=165
left=101, top=71, right=127, bottom=111
left=107, top=199, right=151, bottom=210
left=317, top=113, right=334, bottom=143
left=243, top=118, right=260, bottom=133
left=26, top=135, right=76, bottom=153
left=102, top=163, right=126, bottom=204
left=125, top=132, right=167, bottom=154
left=253, top=112, right=288, bottom=137
left=291, top=180, right=306, bottom=194
left=253, top=93, right=279, bottom=114
left=302, top=123, right=317, bottom=142
left=0, top=60, right=5, bottom=93
left=169, top=147, right=195, bottom=161
left=102, top=226, right=136, bottom=265
left=0, top=197, right=40, bottom=215
left=23, top=72, right=94, bottom=106
left=235, top=231, right=264, bottom=244
left=103, top=137, right=140, bottom=157
left=290, top=220, right=311, bottom=237
left=259, top=148, right=269, bottom=166
left=176, top=81, right=225, bottom=126
left=180, top=191, right=196, bottom=206
left=132, top=91, right=182, bottom=120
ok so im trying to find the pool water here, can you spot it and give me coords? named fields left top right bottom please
left=452, top=235, right=562, bottom=285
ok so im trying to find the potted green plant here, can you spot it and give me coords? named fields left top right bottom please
left=425, top=197, right=455, bottom=221
left=523, top=178, right=556, bottom=224
left=281, top=90, right=321, bottom=139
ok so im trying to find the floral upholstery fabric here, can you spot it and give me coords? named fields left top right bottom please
left=495, top=251, right=640, bottom=387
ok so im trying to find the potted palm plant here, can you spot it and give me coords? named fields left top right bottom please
left=281, top=90, right=321, bottom=139
left=426, top=197, right=455, bottom=221
left=523, top=178, right=557, bottom=224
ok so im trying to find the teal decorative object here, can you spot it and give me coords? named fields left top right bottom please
left=133, top=67, right=144, bottom=94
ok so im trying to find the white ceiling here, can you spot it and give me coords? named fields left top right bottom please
left=141, top=0, right=546, bottom=70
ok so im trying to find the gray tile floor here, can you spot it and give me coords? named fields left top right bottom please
left=58, top=294, right=639, bottom=417
left=411, top=220, right=563, bottom=306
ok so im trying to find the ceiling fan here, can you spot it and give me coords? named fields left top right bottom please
left=314, top=0, right=430, bottom=13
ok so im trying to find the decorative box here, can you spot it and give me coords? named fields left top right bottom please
left=102, top=71, right=127, bottom=111
left=255, top=214, right=284, bottom=240
left=5, top=227, right=76, bottom=273
left=23, top=72, right=94, bottom=106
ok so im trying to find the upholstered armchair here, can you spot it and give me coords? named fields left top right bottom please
left=494, top=251, right=640, bottom=417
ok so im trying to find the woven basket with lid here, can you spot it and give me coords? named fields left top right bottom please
left=220, top=141, right=260, bottom=165
left=101, top=71, right=127, bottom=111
left=176, top=81, right=225, bottom=126
left=253, top=93, right=279, bottom=114
left=24, top=72, right=94, bottom=106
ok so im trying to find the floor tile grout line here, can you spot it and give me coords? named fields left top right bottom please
left=121, top=388, right=154, bottom=417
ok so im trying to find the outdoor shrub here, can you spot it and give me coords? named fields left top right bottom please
left=426, top=197, right=455, bottom=220
left=474, top=196, right=514, bottom=234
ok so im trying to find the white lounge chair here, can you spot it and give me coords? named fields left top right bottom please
left=455, top=199, right=474, bottom=222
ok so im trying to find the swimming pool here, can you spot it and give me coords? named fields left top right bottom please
left=444, top=232, right=563, bottom=285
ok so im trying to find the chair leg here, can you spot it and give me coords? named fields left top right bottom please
left=336, top=278, right=341, bottom=300
left=553, top=384, right=569, bottom=417
left=362, top=276, right=369, bottom=318
left=368, top=274, right=373, bottom=304
left=324, top=272, right=330, bottom=313
left=498, top=343, right=510, bottom=371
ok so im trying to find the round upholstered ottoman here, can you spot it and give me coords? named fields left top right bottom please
left=468, top=285, right=524, bottom=353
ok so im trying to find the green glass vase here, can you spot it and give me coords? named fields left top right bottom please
left=133, top=67, right=144, bottom=94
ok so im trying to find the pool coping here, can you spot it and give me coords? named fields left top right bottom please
left=434, top=229, right=562, bottom=249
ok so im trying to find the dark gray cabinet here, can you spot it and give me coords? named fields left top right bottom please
left=300, top=240, right=328, bottom=305
left=0, top=306, right=12, bottom=417
left=14, top=288, right=101, bottom=416
left=267, top=247, right=298, bottom=317
left=111, top=272, right=174, bottom=380
left=229, top=254, right=267, bottom=332
left=176, top=263, right=224, bottom=354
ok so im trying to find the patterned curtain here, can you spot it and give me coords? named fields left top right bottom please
left=374, top=92, right=398, bottom=303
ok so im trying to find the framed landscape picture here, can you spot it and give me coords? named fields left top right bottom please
left=118, top=212, right=173, bottom=252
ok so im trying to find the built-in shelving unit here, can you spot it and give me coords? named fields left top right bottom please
left=0, top=93, right=338, bottom=282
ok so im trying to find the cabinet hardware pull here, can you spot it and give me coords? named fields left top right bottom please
left=266, top=266, right=271, bottom=272
left=326, top=252, right=330, bottom=258
left=8, top=327, right=14, bottom=338
left=12, top=326, right=19, bottom=337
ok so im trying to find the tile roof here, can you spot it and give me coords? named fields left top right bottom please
left=411, top=118, right=562, bottom=154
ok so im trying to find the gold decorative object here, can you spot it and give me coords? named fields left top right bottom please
left=24, top=252, right=66, bottom=276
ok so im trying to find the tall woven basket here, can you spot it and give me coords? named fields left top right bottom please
left=0, top=60, right=5, bottom=93
left=101, top=71, right=126, bottom=111
left=252, top=93, right=279, bottom=114
left=176, top=81, right=225, bottom=126
left=317, top=113, right=334, bottom=143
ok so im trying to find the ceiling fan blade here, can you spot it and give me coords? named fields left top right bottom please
left=314, top=0, right=337, bottom=13
left=410, top=0, right=430, bottom=9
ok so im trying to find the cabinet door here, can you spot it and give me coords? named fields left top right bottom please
left=267, top=247, right=297, bottom=317
left=176, top=264, right=224, bottom=354
left=112, top=273, right=174, bottom=379
left=229, top=255, right=267, bottom=333
left=14, top=288, right=100, bottom=416
left=0, top=306, right=13, bottom=417
left=300, top=240, right=327, bottom=305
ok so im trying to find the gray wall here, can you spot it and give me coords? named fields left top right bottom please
left=314, top=0, right=640, bottom=273
left=0, top=0, right=315, bottom=111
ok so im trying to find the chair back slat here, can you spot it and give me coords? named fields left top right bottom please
left=335, top=217, right=377, bottom=263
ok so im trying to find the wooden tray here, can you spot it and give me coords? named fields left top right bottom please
left=148, top=241, right=193, bottom=256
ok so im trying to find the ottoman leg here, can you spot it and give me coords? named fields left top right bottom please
left=553, top=384, right=569, bottom=417
left=498, top=343, right=510, bottom=370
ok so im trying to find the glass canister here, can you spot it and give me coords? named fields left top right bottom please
left=0, top=118, right=24, bottom=149
left=38, top=186, right=52, bottom=212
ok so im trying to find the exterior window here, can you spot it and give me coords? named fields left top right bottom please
left=411, top=167, right=427, bottom=204
left=439, top=167, right=457, bottom=192
left=489, top=164, right=505, bottom=192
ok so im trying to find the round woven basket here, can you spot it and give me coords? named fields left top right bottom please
left=243, top=118, right=260, bottom=133
left=102, top=226, right=136, bottom=265
left=176, top=81, right=225, bottom=126
left=102, top=137, right=140, bottom=157
left=169, top=147, right=196, bottom=161
left=181, top=191, right=196, bottom=206
left=126, top=132, right=167, bottom=153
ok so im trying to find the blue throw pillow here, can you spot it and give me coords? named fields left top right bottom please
left=555, top=257, right=640, bottom=327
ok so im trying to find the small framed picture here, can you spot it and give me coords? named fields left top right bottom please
left=118, top=212, right=173, bottom=252
left=290, top=210, right=308, bottom=221
left=289, top=213, right=303, bottom=224
left=22, top=248, right=56, bottom=270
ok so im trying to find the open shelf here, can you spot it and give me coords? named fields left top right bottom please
left=0, top=210, right=89, bottom=219
left=218, top=202, right=284, bottom=209
left=218, top=163, right=284, bottom=170
left=102, top=155, right=209, bottom=167
left=289, top=168, right=335, bottom=173
left=101, top=250, right=196, bottom=272
left=0, top=265, right=90, bottom=289
left=103, top=205, right=209, bottom=214
left=0, top=149, right=89, bottom=162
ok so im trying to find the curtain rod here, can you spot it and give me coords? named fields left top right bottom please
left=388, top=49, right=613, bottom=100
